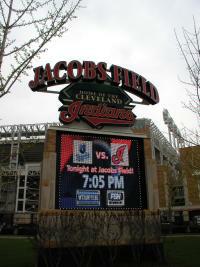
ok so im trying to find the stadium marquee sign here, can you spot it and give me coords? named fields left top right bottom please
left=56, top=131, right=147, bottom=210
left=29, top=60, right=159, bottom=128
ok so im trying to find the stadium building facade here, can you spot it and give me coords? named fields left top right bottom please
left=0, top=119, right=199, bottom=233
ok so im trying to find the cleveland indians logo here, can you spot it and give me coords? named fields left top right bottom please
left=112, top=145, right=127, bottom=165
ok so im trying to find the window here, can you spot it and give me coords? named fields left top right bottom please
left=19, top=176, right=25, bottom=187
left=18, top=189, right=24, bottom=199
left=17, top=201, right=23, bottom=211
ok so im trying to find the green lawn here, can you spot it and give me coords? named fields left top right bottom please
left=0, top=235, right=200, bottom=267
left=0, top=237, right=35, bottom=267
left=164, top=235, right=200, bottom=267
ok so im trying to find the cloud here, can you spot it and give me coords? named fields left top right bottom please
left=1, top=0, right=200, bottom=136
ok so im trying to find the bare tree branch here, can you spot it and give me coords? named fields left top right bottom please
left=175, top=17, right=200, bottom=146
left=0, top=0, right=83, bottom=97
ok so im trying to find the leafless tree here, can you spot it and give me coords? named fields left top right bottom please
left=0, top=0, right=82, bottom=98
left=175, top=17, right=200, bottom=146
left=180, top=145, right=200, bottom=210
left=160, top=163, right=185, bottom=236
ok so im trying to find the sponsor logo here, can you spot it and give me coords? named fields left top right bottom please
left=76, top=190, right=100, bottom=206
left=107, top=190, right=125, bottom=206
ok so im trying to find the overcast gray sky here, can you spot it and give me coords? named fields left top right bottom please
left=1, top=0, right=200, bottom=138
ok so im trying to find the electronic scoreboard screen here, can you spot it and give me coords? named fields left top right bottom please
left=56, top=131, right=147, bottom=210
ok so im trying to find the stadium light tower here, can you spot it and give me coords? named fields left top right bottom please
left=163, top=109, right=185, bottom=149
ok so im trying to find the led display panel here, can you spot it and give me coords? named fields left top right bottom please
left=56, top=131, right=147, bottom=210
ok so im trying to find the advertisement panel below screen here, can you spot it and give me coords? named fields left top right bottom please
left=56, top=131, right=147, bottom=210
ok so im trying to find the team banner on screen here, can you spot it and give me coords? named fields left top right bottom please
left=56, top=131, right=147, bottom=210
